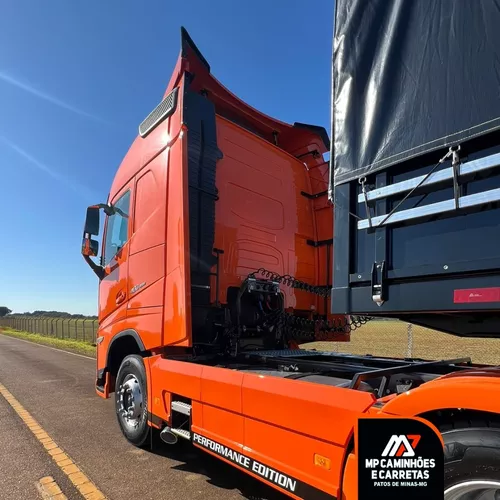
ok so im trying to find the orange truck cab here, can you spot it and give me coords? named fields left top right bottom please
left=81, top=27, right=500, bottom=500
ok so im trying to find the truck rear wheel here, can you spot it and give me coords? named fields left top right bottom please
left=115, top=354, right=150, bottom=447
left=442, top=424, right=500, bottom=499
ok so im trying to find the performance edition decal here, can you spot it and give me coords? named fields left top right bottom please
left=192, top=433, right=335, bottom=500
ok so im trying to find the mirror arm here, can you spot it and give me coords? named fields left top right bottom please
left=94, top=203, right=128, bottom=219
left=83, top=255, right=106, bottom=281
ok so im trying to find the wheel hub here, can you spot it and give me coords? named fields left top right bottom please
left=117, top=374, right=143, bottom=429
left=444, top=481, right=500, bottom=500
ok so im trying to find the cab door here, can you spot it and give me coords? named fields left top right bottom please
left=99, top=185, right=133, bottom=328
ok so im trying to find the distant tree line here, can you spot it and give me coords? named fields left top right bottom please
left=0, top=307, right=97, bottom=320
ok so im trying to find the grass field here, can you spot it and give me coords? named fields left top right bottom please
left=0, top=328, right=96, bottom=357
left=1, top=317, right=499, bottom=365
left=306, top=320, right=500, bottom=365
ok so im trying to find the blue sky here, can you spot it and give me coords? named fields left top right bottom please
left=0, top=0, right=334, bottom=316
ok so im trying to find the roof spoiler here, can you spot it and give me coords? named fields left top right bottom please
left=171, top=27, right=330, bottom=159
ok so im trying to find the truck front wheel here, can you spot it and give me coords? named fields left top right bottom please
left=443, top=425, right=500, bottom=499
left=115, top=354, right=150, bottom=447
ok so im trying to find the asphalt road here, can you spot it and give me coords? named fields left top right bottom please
left=0, top=392, right=82, bottom=499
left=0, top=334, right=286, bottom=500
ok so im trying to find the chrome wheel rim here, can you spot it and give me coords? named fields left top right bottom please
left=117, top=374, right=143, bottom=430
left=444, top=480, right=500, bottom=500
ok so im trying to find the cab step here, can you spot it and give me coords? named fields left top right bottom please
left=172, top=401, right=191, bottom=416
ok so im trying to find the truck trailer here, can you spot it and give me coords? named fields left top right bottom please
left=82, top=2, right=500, bottom=499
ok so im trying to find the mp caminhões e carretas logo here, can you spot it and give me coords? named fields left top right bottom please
left=382, top=434, right=421, bottom=457
left=365, top=433, right=436, bottom=487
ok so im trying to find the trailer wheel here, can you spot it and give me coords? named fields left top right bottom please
left=442, top=424, right=500, bottom=499
left=115, top=354, right=150, bottom=447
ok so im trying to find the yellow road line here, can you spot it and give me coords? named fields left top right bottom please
left=0, top=382, right=106, bottom=500
left=36, top=476, right=67, bottom=500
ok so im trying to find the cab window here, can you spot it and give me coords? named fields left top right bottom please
left=103, top=190, right=131, bottom=265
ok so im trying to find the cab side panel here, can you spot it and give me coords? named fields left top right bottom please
left=127, top=153, right=167, bottom=348
left=163, top=77, right=192, bottom=347
left=212, top=116, right=325, bottom=313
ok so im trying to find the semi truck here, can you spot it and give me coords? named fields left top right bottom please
left=81, top=2, right=500, bottom=499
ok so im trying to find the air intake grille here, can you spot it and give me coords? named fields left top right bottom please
left=139, top=87, right=178, bottom=138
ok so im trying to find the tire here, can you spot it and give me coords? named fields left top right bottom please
left=442, top=424, right=500, bottom=499
left=115, top=354, right=150, bottom=447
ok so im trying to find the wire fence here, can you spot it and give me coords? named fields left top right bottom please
left=0, top=316, right=98, bottom=344
left=0, top=316, right=499, bottom=365
left=307, top=320, right=500, bottom=365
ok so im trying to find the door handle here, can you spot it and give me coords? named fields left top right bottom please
left=116, top=290, right=126, bottom=305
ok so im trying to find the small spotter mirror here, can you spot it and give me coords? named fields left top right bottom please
left=82, top=237, right=99, bottom=257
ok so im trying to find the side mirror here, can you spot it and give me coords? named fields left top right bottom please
left=82, top=237, right=99, bottom=257
left=82, top=204, right=105, bottom=280
left=84, top=206, right=100, bottom=236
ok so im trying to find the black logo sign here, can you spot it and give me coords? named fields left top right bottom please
left=357, top=417, right=444, bottom=500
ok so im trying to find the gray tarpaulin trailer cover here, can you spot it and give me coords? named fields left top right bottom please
left=332, top=0, right=500, bottom=186
left=330, top=0, right=500, bottom=337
